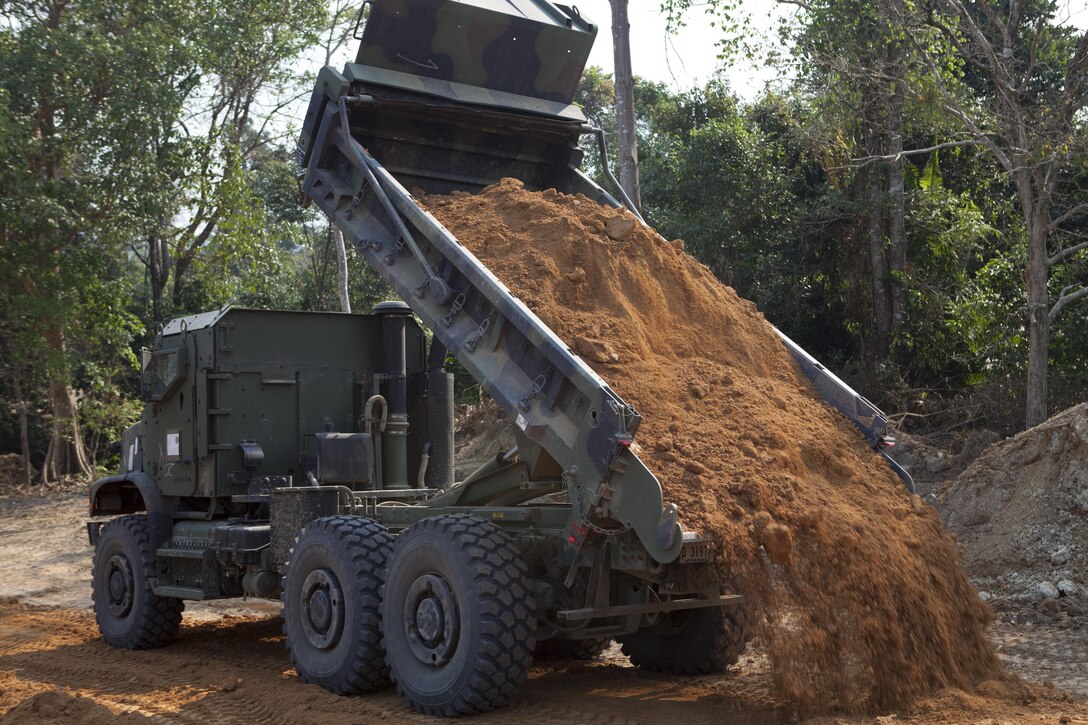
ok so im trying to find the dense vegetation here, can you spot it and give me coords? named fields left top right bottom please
left=1, top=0, right=1085, bottom=483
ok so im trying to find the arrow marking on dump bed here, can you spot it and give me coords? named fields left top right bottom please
left=395, top=53, right=438, bottom=70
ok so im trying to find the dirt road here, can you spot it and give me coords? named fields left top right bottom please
left=1, top=493, right=1086, bottom=723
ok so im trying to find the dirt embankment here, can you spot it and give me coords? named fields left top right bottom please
left=941, top=403, right=1088, bottom=598
left=422, top=179, right=1001, bottom=711
left=938, top=403, right=1088, bottom=695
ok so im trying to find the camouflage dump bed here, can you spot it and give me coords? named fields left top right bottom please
left=353, top=0, right=595, bottom=110
left=298, top=0, right=615, bottom=200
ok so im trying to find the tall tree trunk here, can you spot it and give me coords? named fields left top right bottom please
left=862, top=105, right=891, bottom=357
left=885, top=44, right=907, bottom=336
left=1024, top=199, right=1051, bottom=428
left=609, top=0, right=640, bottom=210
left=333, top=227, right=351, bottom=313
left=12, top=373, right=34, bottom=487
left=172, top=253, right=192, bottom=309
left=33, top=0, right=91, bottom=484
left=149, top=232, right=169, bottom=323
left=39, top=327, right=92, bottom=483
left=866, top=171, right=892, bottom=357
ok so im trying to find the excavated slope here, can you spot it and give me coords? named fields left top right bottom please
left=942, top=402, right=1088, bottom=592
left=420, top=179, right=1001, bottom=711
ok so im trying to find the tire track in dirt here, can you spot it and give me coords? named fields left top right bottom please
left=0, top=607, right=215, bottom=720
left=2, top=602, right=1088, bottom=723
left=0, top=602, right=786, bottom=724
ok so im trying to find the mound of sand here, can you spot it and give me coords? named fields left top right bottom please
left=942, top=403, right=1088, bottom=603
left=421, top=179, right=1000, bottom=711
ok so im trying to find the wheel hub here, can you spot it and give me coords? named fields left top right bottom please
left=105, top=554, right=134, bottom=617
left=300, top=568, right=344, bottom=650
left=404, top=574, right=459, bottom=666
left=415, top=596, right=443, bottom=641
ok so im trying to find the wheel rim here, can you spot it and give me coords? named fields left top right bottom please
left=403, top=573, right=460, bottom=666
left=105, top=554, right=134, bottom=617
left=300, top=568, right=344, bottom=650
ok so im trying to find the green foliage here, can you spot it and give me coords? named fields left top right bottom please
left=896, top=185, right=1005, bottom=382
left=0, top=0, right=330, bottom=470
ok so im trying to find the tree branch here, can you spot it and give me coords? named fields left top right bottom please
left=1048, top=240, right=1088, bottom=267
left=904, top=27, right=1016, bottom=171
left=1061, top=29, right=1088, bottom=119
left=1048, top=202, right=1088, bottom=234
left=839, top=139, right=981, bottom=170
left=943, top=0, right=1014, bottom=87
left=1049, top=285, right=1088, bottom=324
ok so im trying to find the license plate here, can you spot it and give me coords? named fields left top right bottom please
left=679, top=539, right=713, bottom=564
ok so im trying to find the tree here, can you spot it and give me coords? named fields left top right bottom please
left=662, top=0, right=917, bottom=357
left=126, top=0, right=326, bottom=324
left=609, top=0, right=641, bottom=209
left=922, top=0, right=1083, bottom=426
left=906, top=0, right=1088, bottom=426
left=663, top=0, right=1088, bottom=427
left=0, top=1, right=186, bottom=481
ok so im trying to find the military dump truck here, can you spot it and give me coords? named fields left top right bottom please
left=89, top=0, right=907, bottom=716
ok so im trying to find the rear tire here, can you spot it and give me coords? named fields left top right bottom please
left=92, top=514, right=183, bottom=649
left=282, top=515, right=393, bottom=694
left=619, top=605, right=750, bottom=675
left=382, top=514, right=535, bottom=716
left=534, top=636, right=610, bottom=660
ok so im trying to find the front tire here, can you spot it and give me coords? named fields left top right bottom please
left=282, top=515, right=393, bottom=694
left=92, top=514, right=183, bottom=649
left=619, top=605, right=750, bottom=675
left=382, top=514, right=535, bottom=716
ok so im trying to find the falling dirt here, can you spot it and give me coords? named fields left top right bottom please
left=419, top=179, right=1003, bottom=712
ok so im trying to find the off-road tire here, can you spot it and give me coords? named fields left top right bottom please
left=619, top=605, right=750, bottom=675
left=282, top=515, right=393, bottom=694
left=92, top=514, right=183, bottom=649
left=534, top=636, right=610, bottom=660
left=382, top=514, right=535, bottom=716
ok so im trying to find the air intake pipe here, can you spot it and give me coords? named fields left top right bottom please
left=374, top=301, right=412, bottom=489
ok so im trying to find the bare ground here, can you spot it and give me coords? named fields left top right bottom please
left=1, top=492, right=1086, bottom=723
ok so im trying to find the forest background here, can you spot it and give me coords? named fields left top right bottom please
left=1, top=0, right=1086, bottom=484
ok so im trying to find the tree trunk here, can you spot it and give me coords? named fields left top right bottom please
left=149, top=232, right=169, bottom=323
left=866, top=172, right=891, bottom=357
left=863, top=108, right=891, bottom=357
left=333, top=227, right=352, bottom=313
left=885, top=44, right=907, bottom=336
left=13, top=374, right=34, bottom=487
left=609, top=0, right=640, bottom=210
left=172, top=253, right=192, bottom=309
left=1024, top=203, right=1051, bottom=428
left=39, top=327, right=93, bottom=484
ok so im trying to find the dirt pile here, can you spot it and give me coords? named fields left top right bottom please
left=420, top=179, right=1001, bottom=711
left=941, top=403, right=1088, bottom=604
